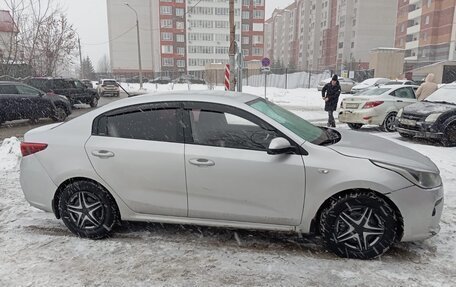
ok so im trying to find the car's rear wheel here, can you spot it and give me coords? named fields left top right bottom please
left=51, top=106, right=68, bottom=122
left=59, top=181, right=119, bottom=239
left=442, top=123, right=456, bottom=147
left=319, top=191, right=399, bottom=259
left=348, top=123, right=363, bottom=130
left=90, top=97, right=99, bottom=108
left=382, top=112, right=397, bottom=132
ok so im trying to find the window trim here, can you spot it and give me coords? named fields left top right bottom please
left=92, top=102, right=185, bottom=144
left=181, top=101, right=304, bottom=154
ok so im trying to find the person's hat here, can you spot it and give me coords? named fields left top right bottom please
left=332, top=74, right=338, bottom=81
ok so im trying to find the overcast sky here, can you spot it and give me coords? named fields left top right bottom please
left=1, top=0, right=293, bottom=68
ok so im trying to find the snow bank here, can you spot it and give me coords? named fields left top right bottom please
left=0, top=137, right=21, bottom=171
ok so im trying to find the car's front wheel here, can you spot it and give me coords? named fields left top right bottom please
left=319, top=191, right=399, bottom=259
left=382, top=112, right=397, bottom=132
left=348, top=123, right=363, bottom=130
left=51, top=106, right=68, bottom=122
left=59, top=181, right=119, bottom=239
left=90, top=97, right=99, bottom=108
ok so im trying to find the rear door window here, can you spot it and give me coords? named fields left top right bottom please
left=393, top=87, right=415, bottom=99
left=0, top=85, right=19, bottom=94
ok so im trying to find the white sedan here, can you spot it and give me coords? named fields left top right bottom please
left=20, top=91, right=443, bottom=259
left=351, top=78, right=390, bottom=94
left=339, top=85, right=418, bottom=131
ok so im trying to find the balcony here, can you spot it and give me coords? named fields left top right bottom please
left=407, top=24, right=420, bottom=35
left=408, top=8, right=422, bottom=20
left=405, top=40, right=419, bottom=50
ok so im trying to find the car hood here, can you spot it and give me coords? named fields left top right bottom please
left=328, top=129, right=439, bottom=173
left=352, top=83, right=371, bottom=90
left=403, top=101, right=456, bottom=117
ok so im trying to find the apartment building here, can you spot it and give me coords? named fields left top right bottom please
left=107, top=0, right=265, bottom=77
left=265, top=0, right=397, bottom=72
left=395, top=0, right=456, bottom=65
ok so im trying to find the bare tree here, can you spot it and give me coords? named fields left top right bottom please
left=97, top=54, right=111, bottom=74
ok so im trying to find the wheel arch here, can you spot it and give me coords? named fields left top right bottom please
left=309, top=188, right=404, bottom=241
left=52, top=177, right=121, bottom=221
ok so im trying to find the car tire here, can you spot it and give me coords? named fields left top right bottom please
left=348, top=123, right=363, bottom=130
left=319, top=191, right=399, bottom=259
left=442, top=123, right=456, bottom=147
left=59, top=181, right=119, bottom=239
left=399, top=132, right=413, bottom=139
left=51, top=106, right=68, bottom=122
left=382, top=112, right=397, bottom=132
left=90, top=97, right=99, bottom=108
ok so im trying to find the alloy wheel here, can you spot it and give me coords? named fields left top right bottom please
left=383, top=113, right=397, bottom=132
left=54, top=107, right=67, bottom=122
left=334, top=206, right=385, bottom=251
left=67, top=191, right=104, bottom=230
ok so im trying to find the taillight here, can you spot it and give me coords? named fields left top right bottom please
left=21, top=142, right=48, bottom=157
left=363, top=101, right=384, bottom=109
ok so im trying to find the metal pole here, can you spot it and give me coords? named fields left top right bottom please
left=229, top=0, right=236, bottom=91
left=125, top=3, right=143, bottom=89
left=285, top=68, right=288, bottom=89
left=78, top=37, right=83, bottom=79
left=264, top=72, right=267, bottom=100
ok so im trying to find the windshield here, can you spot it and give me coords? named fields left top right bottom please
left=426, top=86, right=456, bottom=104
left=360, top=78, right=379, bottom=85
left=249, top=99, right=330, bottom=144
left=356, top=88, right=390, bottom=96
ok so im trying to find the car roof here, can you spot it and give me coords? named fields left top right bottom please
left=378, top=84, right=418, bottom=88
left=98, top=91, right=259, bottom=111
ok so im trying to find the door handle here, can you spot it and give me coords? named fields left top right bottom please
left=91, top=150, right=115, bottom=158
left=189, top=158, right=215, bottom=167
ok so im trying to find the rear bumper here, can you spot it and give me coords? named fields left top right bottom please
left=20, top=155, right=56, bottom=213
left=338, top=109, right=384, bottom=125
left=388, top=185, right=444, bottom=242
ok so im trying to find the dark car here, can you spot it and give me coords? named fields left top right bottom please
left=24, top=77, right=99, bottom=107
left=81, top=79, right=94, bottom=89
left=173, top=75, right=206, bottom=85
left=149, top=76, right=171, bottom=84
left=0, top=81, right=71, bottom=125
left=396, top=84, right=456, bottom=146
left=126, top=76, right=149, bottom=83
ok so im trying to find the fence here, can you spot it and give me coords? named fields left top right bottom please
left=241, top=69, right=331, bottom=89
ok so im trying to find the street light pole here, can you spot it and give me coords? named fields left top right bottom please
left=125, top=3, right=143, bottom=89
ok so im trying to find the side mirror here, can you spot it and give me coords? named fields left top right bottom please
left=267, top=137, right=294, bottom=155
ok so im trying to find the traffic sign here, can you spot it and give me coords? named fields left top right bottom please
left=261, top=57, right=270, bottom=67
left=260, top=66, right=271, bottom=73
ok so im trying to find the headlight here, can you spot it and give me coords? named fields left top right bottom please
left=397, top=108, right=403, bottom=118
left=425, top=113, right=442, bottom=123
left=372, top=161, right=442, bottom=189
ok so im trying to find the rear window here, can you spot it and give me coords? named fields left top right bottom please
left=103, top=80, right=117, bottom=85
left=27, top=79, right=49, bottom=91
left=356, top=88, right=390, bottom=96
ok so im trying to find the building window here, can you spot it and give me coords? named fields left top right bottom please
left=253, top=0, right=264, bottom=5
left=160, top=6, right=172, bottom=15
left=177, top=47, right=185, bottom=55
left=176, top=34, right=185, bottom=42
left=427, top=0, right=432, bottom=8
left=252, top=35, right=263, bottom=44
left=242, top=36, right=250, bottom=44
left=243, top=0, right=250, bottom=5
left=253, top=10, right=264, bottom=19
left=161, top=45, right=173, bottom=54
left=338, top=42, right=343, bottom=48
left=252, top=23, right=263, bottom=31
left=176, top=60, right=186, bottom=67
left=242, top=24, right=250, bottom=31
left=425, top=15, right=430, bottom=25
left=175, top=8, right=185, bottom=17
left=351, top=42, right=354, bottom=48
left=400, top=23, right=404, bottom=32
left=162, top=58, right=174, bottom=66
left=161, top=0, right=172, bottom=2
left=176, top=21, right=184, bottom=29
left=161, top=19, right=173, bottom=28
left=242, top=11, right=250, bottom=19
left=176, top=0, right=184, bottom=3
left=161, top=32, right=173, bottom=41
left=242, top=48, right=250, bottom=56
left=252, top=48, right=263, bottom=56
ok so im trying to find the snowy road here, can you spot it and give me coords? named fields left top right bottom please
left=0, top=87, right=455, bottom=286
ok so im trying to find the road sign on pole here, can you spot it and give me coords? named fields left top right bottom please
left=261, top=58, right=270, bottom=100
left=261, top=57, right=271, bottom=67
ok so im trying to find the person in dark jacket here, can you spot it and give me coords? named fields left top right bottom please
left=322, top=75, right=341, bottom=127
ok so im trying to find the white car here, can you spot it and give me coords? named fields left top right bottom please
left=20, top=91, right=443, bottom=259
left=317, top=77, right=357, bottom=93
left=339, top=85, right=418, bottom=131
left=97, top=79, right=120, bottom=97
left=351, top=78, right=390, bottom=94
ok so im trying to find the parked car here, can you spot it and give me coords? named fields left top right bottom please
left=339, top=85, right=418, bottom=131
left=396, top=84, right=456, bottom=146
left=20, top=91, right=443, bottom=259
left=173, top=75, right=206, bottom=85
left=97, top=79, right=120, bottom=97
left=126, top=76, right=149, bottom=83
left=24, top=78, right=99, bottom=107
left=384, top=80, right=417, bottom=86
left=0, top=81, right=71, bottom=125
left=149, top=77, right=171, bottom=84
left=317, top=77, right=357, bottom=93
left=351, top=78, right=390, bottom=93
left=81, top=79, right=94, bottom=89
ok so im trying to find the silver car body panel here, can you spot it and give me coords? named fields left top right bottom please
left=20, top=91, right=443, bottom=242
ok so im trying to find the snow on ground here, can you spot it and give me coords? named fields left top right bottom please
left=0, top=87, right=455, bottom=286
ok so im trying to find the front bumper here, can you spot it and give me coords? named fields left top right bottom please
left=396, top=119, right=444, bottom=139
left=388, top=185, right=444, bottom=242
